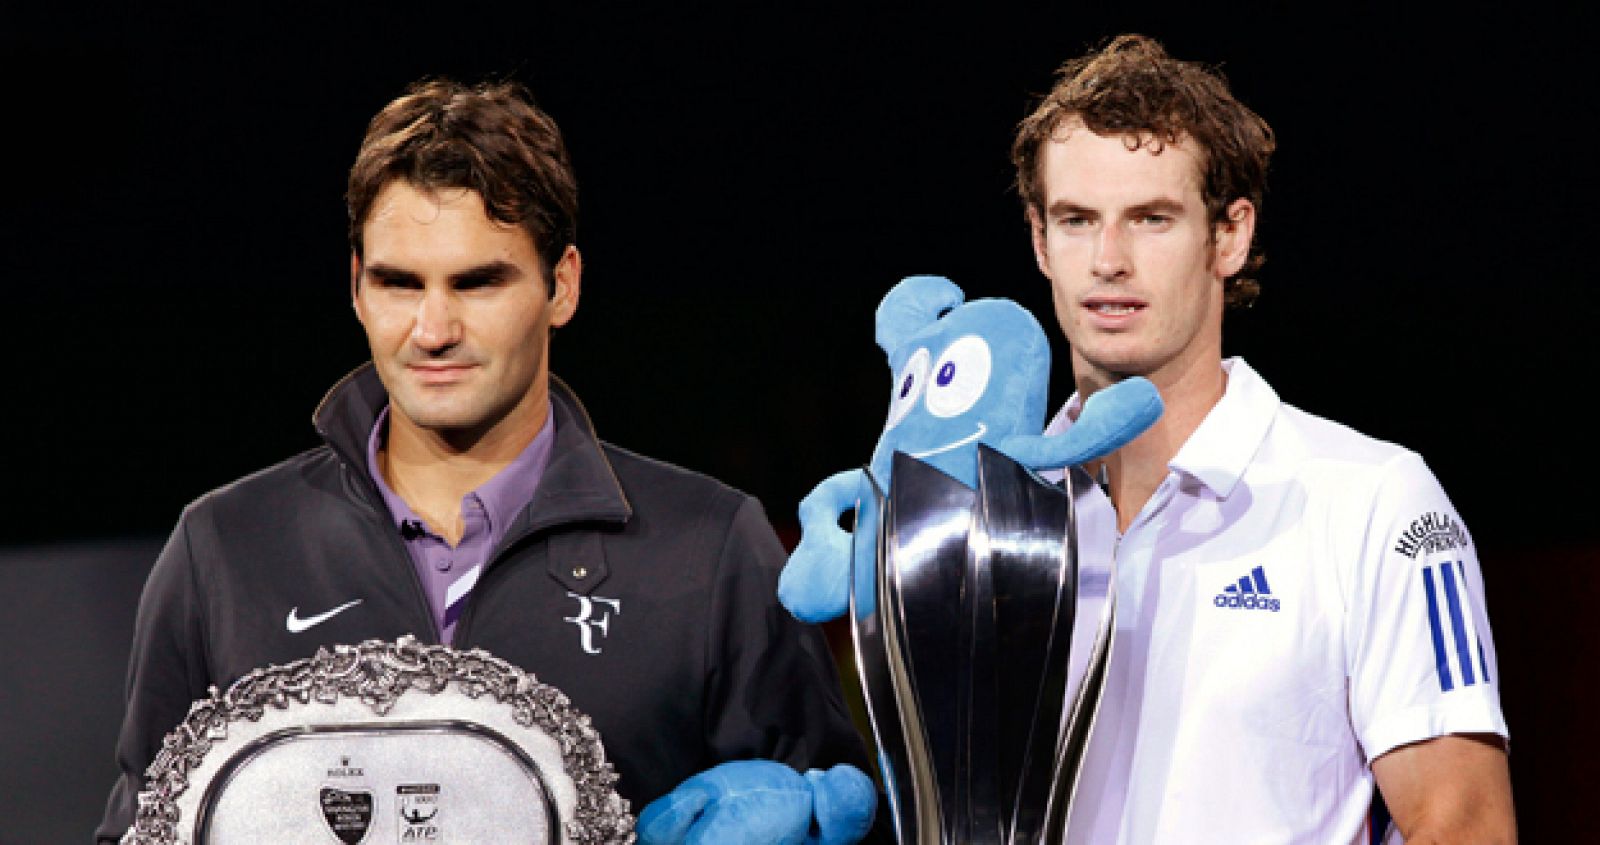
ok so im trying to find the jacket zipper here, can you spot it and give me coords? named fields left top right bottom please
left=450, top=525, right=547, bottom=647
left=346, top=462, right=443, bottom=645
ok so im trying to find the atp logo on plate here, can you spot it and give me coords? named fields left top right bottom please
left=397, top=783, right=441, bottom=842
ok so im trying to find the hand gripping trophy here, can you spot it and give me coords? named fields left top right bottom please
left=779, top=275, right=1162, bottom=844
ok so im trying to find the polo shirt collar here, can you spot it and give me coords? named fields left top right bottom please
left=363, top=404, right=556, bottom=539
left=1045, top=357, right=1279, bottom=499
left=1168, top=357, right=1279, bottom=498
left=473, top=408, right=556, bottom=537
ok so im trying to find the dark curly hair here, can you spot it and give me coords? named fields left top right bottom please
left=347, top=78, right=577, bottom=292
left=1012, top=35, right=1275, bottom=307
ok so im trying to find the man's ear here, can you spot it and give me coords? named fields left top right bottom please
left=349, top=252, right=365, bottom=323
left=549, top=245, right=582, bottom=328
left=1212, top=198, right=1257, bottom=279
left=1027, top=206, right=1051, bottom=278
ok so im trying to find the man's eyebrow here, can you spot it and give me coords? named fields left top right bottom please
left=363, top=263, right=420, bottom=283
left=448, top=260, right=521, bottom=283
left=1045, top=200, right=1098, bottom=218
left=1126, top=197, right=1187, bottom=216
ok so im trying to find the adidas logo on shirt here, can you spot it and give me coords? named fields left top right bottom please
left=1213, top=565, right=1281, bottom=612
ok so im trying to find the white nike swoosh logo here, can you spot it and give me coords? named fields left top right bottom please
left=911, top=424, right=988, bottom=459
left=286, top=599, right=363, bottom=633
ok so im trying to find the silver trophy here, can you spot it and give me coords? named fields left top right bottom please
left=851, top=447, right=1113, bottom=845
left=124, top=636, right=634, bottom=844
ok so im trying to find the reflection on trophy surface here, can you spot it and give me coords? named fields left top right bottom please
left=851, top=448, right=1114, bottom=845
left=123, top=636, right=634, bottom=844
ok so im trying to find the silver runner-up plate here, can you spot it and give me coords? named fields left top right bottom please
left=124, top=635, right=635, bottom=845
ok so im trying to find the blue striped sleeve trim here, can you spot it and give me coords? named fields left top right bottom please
left=1441, top=561, right=1477, bottom=687
left=1422, top=566, right=1453, bottom=692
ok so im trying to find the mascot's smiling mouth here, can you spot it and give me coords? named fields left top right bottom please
left=911, top=424, right=988, bottom=459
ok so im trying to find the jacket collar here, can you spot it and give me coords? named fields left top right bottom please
left=312, top=363, right=632, bottom=531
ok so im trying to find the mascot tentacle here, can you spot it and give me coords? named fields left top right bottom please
left=779, top=469, right=866, bottom=624
left=996, top=377, right=1164, bottom=470
left=874, top=274, right=965, bottom=354
left=804, top=765, right=878, bottom=845
left=637, top=760, right=875, bottom=845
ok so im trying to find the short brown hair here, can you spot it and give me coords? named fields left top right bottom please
left=347, top=78, right=577, bottom=287
left=1012, top=34, right=1274, bottom=306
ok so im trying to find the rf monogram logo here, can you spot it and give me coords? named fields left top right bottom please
left=564, top=592, right=622, bottom=655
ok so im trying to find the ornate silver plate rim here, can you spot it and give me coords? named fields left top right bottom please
left=125, top=635, right=635, bottom=844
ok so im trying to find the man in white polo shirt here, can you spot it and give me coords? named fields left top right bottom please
left=1010, top=35, right=1514, bottom=843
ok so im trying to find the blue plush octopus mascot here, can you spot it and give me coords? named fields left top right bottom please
left=638, top=275, right=1160, bottom=845
left=779, top=274, right=1162, bottom=624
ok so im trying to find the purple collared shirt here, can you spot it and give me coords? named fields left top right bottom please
left=366, top=406, right=555, bottom=644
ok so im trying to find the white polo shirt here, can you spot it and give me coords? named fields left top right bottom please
left=1046, top=358, right=1507, bottom=845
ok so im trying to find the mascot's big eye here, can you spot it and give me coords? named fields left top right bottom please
left=885, top=348, right=931, bottom=430
left=925, top=335, right=992, bottom=418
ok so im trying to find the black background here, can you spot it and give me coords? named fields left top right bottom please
left=3, top=3, right=1594, bottom=841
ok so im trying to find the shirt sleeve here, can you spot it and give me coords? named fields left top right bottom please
left=1346, top=451, right=1508, bottom=763
left=95, top=511, right=213, bottom=844
left=701, top=495, right=874, bottom=776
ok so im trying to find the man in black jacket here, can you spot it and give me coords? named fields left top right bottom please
left=98, top=78, right=871, bottom=843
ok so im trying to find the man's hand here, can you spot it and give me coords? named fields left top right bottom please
left=637, top=760, right=876, bottom=845
left=1372, top=732, right=1515, bottom=844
